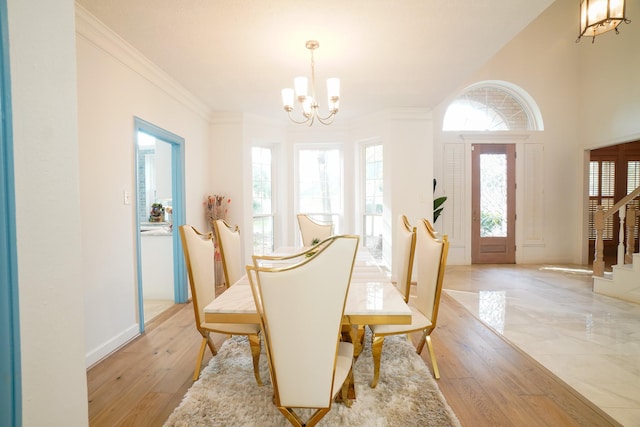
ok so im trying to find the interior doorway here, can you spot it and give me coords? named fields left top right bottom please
left=137, top=131, right=175, bottom=323
left=134, top=118, right=187, bottom=332
left=0, top=0, right=21, bottom=422
left=471, top=143, right=516, bottom=264
left=588, top=141, right=640, bottom=270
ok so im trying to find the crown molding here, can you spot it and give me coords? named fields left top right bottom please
left=75, top=4, right=212, bottom=121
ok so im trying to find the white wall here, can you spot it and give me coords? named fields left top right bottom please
left=350, top=109, right=433, bottom=276
left=76, top=6, right=212, bottom=366
left=577, top=2, right=640, bottom=147
left=8, top=0, right=89, bottom=425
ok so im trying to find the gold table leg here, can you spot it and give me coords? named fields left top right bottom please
left=340, top=323, right=367, bottom=400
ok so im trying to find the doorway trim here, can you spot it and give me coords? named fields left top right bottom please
left=471, top=143, right=516, bottom=263
left=0, top=0, right=21, bottom=423
left=134, top=117, right=187, bottom=332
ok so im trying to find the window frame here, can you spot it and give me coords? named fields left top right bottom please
left=251, top=145, right=276, bottom=255
left=294, top=143, right=344, bottom=238
left=361, top=142, right=384, bottom=262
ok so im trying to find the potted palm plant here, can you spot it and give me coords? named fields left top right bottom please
left=433, top=179, right=447, bottom=223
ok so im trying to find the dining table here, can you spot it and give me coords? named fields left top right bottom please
left=203, top=245, right=412, bottom=357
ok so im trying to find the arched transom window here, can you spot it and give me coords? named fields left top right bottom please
left=443, top=81, right=543, bottom=131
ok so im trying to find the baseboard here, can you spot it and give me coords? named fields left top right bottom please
left=85, top=323, right=139, bottom=368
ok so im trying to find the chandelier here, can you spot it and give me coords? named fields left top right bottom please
left=281, top=40, right=340, bottom=126
left=577, top=0, right=630, bottom=43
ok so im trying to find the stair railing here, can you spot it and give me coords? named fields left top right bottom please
left=593, top=185, right=640, bottom=277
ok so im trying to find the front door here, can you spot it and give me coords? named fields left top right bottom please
left=472, top=144, right=516, bottom=264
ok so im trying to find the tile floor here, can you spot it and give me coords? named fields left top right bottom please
left=443, top=264, right=640, bottom=427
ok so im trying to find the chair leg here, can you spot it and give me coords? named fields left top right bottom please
left=193, top=336, right=208, bottom=381
left=304, top=408, right=330, bottom=427
left=415, top=330, right=439, bottom=379
left=205, top=333, right=217, bottom=356
left=370, top=335, right=385, bottom=388
left=415, top=329, right=428, bottom=354
left=425, top=335, right=440, bottom=379
left=279, top=407, right=306, bottom=427
left=354, top=325, right=366, bottom=359
left=338, top=367, right=353, bottom=408
left=248, top=334, right=263, bottom=386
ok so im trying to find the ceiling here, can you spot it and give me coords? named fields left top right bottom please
left=76, top=0, right=556, bottom=123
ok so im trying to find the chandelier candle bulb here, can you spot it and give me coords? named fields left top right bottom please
left=294, top=76, right=308, bottom=99
left=281, top=88, right=294, bottom=110
left=327, top=77, right=340, bottom=107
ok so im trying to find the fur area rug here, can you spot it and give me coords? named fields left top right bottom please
left=165, top=331, right=460, bottom=426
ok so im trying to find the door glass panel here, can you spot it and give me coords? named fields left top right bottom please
left=480, top=153, right=507, bottom=237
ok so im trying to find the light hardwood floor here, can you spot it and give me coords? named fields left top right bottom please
left=87, top=287, right=621, bottom=427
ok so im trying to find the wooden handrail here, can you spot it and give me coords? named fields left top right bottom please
left=604, top=185, right=640, bottom=219
left=593, top=184, right=640, bottom=277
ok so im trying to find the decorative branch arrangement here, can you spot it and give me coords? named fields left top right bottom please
left=205, top=194, right=231, bottom=231
left=204, top=194, right=231, bottom=287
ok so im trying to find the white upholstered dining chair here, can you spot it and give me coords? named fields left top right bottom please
left=213, top=219, right=243, bottom=288
left=247, top=235, right=359, bottom=427
left=296, top=213, right=334, bottom=247
left=179, top=224, right=262, bottom=384
left=368, top=219, right=449, bottom=387
left=395, top=214, right=417, bottom=303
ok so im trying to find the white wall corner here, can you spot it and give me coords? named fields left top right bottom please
left=75, top=3, right=211, bottom=121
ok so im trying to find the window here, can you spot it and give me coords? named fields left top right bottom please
left=296, top=146, right=342, bottom=233
left=588, top=160, right=615, bottom=240
left=443, top=82, right=542, bottom=131
left=628, top=160, right=640, bottom=241
left=252, top=146, right=274, bottom=255
left=363, top=144, right=383, bottom=261
left=628, top=160, right=640, bottom=194
left=136, top=131, right=173, bottom=226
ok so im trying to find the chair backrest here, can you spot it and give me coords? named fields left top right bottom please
left=247, top=235, right=359, bottom=409
left=179, top=225, right=216, bottom=327
left=414, top=219, right=449, bottom=327
left=396, top=214, right=417, bottom=302
left=296, top=214, right=334, bottom=247
left=213, top=219, right=242, bottom=286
